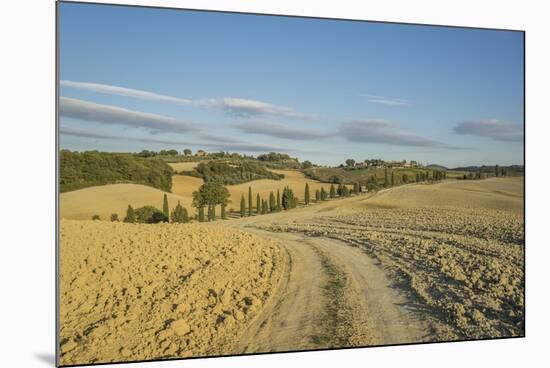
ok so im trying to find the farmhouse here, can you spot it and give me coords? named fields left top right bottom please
left=195, top=150, right=207, bottom=157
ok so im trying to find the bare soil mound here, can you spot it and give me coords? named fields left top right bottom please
left=59, top=220, right=286, bottom=365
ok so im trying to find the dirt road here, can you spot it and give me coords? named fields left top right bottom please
left=213, top=194, right=432, bottom=352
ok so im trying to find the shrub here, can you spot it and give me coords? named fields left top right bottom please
left=170, top=201, right=189, bottom=223
left=110, top=213, right=119, bottom=222
left=151, top=212, right=168, bottom=224
left=134, top=206, right=165, bottom=224
left=92, top=214, right=100, bottom=221
left=123, top=205, right=136, bottom=223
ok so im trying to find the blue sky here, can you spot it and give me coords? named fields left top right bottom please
left=58, top=2, right=524, bottom=167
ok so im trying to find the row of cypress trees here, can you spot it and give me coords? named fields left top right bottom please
left=240, top=187, right=287, bottom=217
left=103, top=193, right=191, bottom=224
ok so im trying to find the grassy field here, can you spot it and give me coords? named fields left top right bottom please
left=305, top=166, right=431, bottom=185
left=168, top=162, right=202, bottom=172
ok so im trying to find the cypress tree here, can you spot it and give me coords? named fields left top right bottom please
left=124, top=205, right=136, bottom=223
left=162, top=193, right=169, bottom=221
left=304, top=183, right=310, bottom=205
left=198, top=206, right=205, bottom=222
left=337, top=184, right=343, bottom=196
left=353, top=182, right=360, bottom=195
left=221, top=204, right=226, bottom=219
left=211, top=205, right=216, bottom=221
left=321, top=187, right=327, bottom=200
left=170, top=201, right=189, bottom=223
left=276, top=189, right=281, bottom=211
left=315, top=189, right=320, bottom=202
left=262, top=199, right=268, bottom=214
left=269, top=191, right=275, bottom=212
left=384, top=167, right=389, bottom=187
left=256, top=193, right=261, bottom=214
left=240, top=195, right=246, bottom=217
left=330, top=184, right=336, bottom=198
left=391, top=171, right=395, bottom=186
left=342, top=186, right=350, bottom=197
left=282, top=186, right=296, bottom=210
left=248, top=186, right=253, bottom=216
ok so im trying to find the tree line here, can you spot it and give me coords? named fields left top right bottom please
left=60, top=150, right=173, bottom=193
left=93, top=168, right=449, bottom=223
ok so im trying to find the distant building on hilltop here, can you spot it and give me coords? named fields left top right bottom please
left=195, top=149, right=206, bottom=157
left=386, top=160, right=407, bottom=168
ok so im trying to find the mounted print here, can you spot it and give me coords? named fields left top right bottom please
left=57, top=1, right=525, bottom=366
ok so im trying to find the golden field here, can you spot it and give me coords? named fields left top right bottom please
left=59, top=220, right=285, bottom=365
left=167, top=162, right=201, bottom=172
left=61, top=169, right=340, bottom=220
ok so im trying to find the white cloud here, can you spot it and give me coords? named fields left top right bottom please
left=453, top=120, right=523, bottom=142
left=60, top=80, right=192, bottom=104
left=59, top=97, right=202, bottom=134
left=60, top=126, right=292, bottom=153
left=360, top=94, right=411, bottom=106
left=338, top=119, right=461, bottom=149
left=233, top=121, right=331, bottom=140
left=61, top=80, right=313, bottom=119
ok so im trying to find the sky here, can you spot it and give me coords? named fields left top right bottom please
left=58, top=2, right=524, bottom=167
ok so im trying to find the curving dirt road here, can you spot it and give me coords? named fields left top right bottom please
left=213, top=194, right=432, bottom=353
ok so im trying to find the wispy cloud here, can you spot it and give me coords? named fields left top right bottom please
left=360, top=94, right=411, bottom=106
left=453, top=120, right=523, bottom=142
left=61, top=80, right=313, bottom=119
left=60, top=126, right=293, bottom=153
left=233, top=121, right=331, bottom=140
left=59, top=97, right=202, bottom=134
left=338, top=119, right=461, bottom=149
left=195, top=98, right=313, bottom=119
left=60, top=80, right=193, bottom=104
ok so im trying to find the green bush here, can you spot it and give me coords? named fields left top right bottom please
left=170, top=201, right=189, bottom=223
left=134, top=206, right=166, bottom=224
left=194, top=161, right=283, bottom=185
